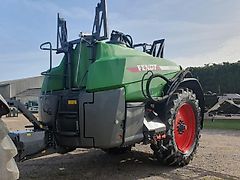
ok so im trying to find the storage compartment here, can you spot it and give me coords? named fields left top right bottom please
left=123, top=102, right=145, bottom=146
left=84, top=88, right=125, bottom=148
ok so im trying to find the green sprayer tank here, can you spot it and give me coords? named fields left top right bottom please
left=41, top=41, right=181, bottom=101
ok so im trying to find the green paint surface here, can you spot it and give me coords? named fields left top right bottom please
left=204, top=119, right=240, bottom=130
left=41, top=57, right=65, bottom=92
left=41, top=41, right=180, bottom=101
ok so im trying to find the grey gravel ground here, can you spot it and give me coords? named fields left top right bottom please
left=3, top=115, right=240, bottom=180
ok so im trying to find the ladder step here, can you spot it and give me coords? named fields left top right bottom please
left=57, top=111, right=78, bottom=115
left=56, top=131, right=79, bottom=136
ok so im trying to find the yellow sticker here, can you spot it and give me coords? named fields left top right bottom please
left=68, top=100, right=77, bottom=105
left=26, top=133, right=32, bottom=136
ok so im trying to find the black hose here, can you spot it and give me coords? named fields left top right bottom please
left=141, top=71, right=171, bottom=103
left=141, top=71, right=153, bottom=99
left=142, top=69, right=193, bottom=103
left=110, top=30, right=133, bottom=48
left=166, top=70, right=192, bottom=95
left=124, top=35, right=133, bottom=48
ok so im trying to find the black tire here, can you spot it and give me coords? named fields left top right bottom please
left=152, top=88, right=201, bottom=166
left=102, top=146, right=132, bottom=154
left=0, top=119, right=19, bottom=179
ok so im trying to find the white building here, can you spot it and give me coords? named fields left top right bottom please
left=0, top=76, right=44, bottom=104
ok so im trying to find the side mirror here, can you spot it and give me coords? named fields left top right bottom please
left=0, top=95, right=9, bottom=117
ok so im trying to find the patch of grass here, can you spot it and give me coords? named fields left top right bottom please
left=204, top=119, right=240, bottom=130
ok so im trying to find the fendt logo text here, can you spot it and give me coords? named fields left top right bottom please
left=127, top=64, right=179, bottom=72
left=127, top=64, right=160, bottom=72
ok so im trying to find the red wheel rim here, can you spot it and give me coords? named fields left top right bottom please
left=174, top=103, right=196, bottom=153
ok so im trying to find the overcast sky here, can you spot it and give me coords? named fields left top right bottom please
left=1, top=0, right=240, bottom=81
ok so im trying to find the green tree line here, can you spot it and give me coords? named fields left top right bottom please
left=189, top=61, right=240, bottom=94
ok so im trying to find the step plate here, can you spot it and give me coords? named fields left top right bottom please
left=143, top=118, right=166, bottom=133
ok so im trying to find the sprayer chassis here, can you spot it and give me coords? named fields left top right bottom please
left=6, top=0, right=204, bottom=167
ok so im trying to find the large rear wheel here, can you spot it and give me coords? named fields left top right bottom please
left=152, top=88, right=201, bottom=166
left=0, top=119, right=19, bottom=179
